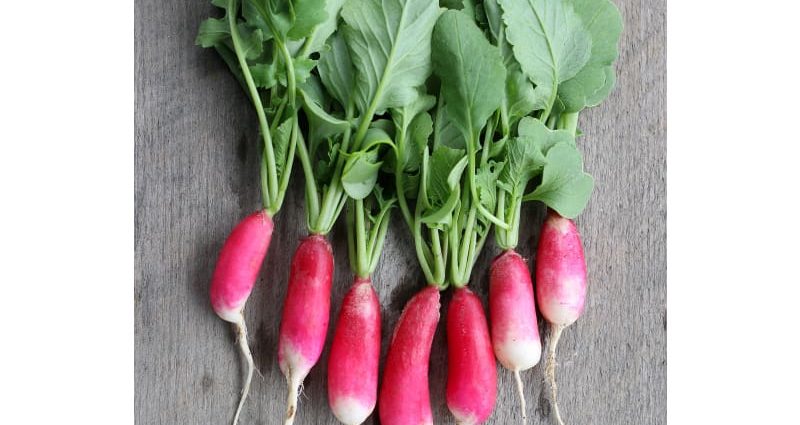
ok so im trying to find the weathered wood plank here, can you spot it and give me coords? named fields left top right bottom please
left=134, top=0, right=666, bottom=423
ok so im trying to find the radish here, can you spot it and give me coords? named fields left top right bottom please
left=429, top=10, right=507, bottom=424
left=278, top=234, right=334, bottom=425
left=327, top=277, right=380, bottom=425
left=447, top=287, right=497, bottom=425
left=209, top=210, right=273, bottom=425
left=327, top=195, right=393, bottom=425
left=488, top=250, right=541, bottom=424
left=535, top=210, right=588, bottom=425
left=378, top=286, right=441, bottom=425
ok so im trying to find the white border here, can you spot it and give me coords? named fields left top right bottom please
left=0, top=1, right=133, bottom=423
left=669, top=1, right=800, bottom=423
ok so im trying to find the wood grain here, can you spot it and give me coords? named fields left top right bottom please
left=134, top=0, right=666, bottom=423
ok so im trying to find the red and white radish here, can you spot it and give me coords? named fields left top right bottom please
left=379, top=286, right=441, bottom=425
left=209, top=210, right=273, bottom=425
left=278, top=234, right=334, bottom=425
left=327, top=277, right=381, bottom=425
left=446, top=287, right=497, bottom=425
left=488, top=250, right=541, bottom=424
left=535, top=210, right=588, bottom=425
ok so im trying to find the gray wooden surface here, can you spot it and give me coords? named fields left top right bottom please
left=134, top=0, right=666, bottom=423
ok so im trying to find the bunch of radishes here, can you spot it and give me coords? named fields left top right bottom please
left=198, top=0, right=622, bottom=424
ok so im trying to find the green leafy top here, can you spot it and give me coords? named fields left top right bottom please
left=557, top=0, right=623, bottom=112
left=432, top=10, right=508, bottom=232
left=498, top=0, right=592, bottom=120
left=387, top=9, right=505, bottom=287
left=432, top=10, right=505, bottom=144
left=494, top=118, right=592, bottom=249
left=293, top=0, right=441, bottom=236
left=196, top=0, right=342, bottom=216
left=341, top=0, right=441, bottom=116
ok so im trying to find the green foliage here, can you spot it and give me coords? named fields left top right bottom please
left=341, top=128, right=391, bottom=200
left=198, top=0, right=623, bottom=281
left=318, top=32, right=354, bottom=109
left=499, top=0, right=592, bottom=116
left=340, top=0, right=440, bottom=115
left=524, top=143, right=594, bottom=218
left=432, top=10, right=506, bottom=142
left=557, top=0, right=623, bottom=111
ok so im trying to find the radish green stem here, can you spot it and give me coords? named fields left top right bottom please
left=431, top=228, right=445, bottom=284
left=294, top=132, right=320, bottom=225
left=455, top=204, right=476, bottom=286
left=559, top=112, right=580, bottom=136
left=312, top=105, right=354, bottom=234
left=546, top=113, right=558, bottom=130
left=467, top=132, right=508, bottom=229
left=481, top=116, right=495, bottom=165
left=393, top=130, right=414, bottom=229
left=226, top=0, right=278, bottom=213
left=356, top=199, right=368, bottom=275
left=314, top=93, right=379, bottom=236
left=276, top=41, right=297, bottom=109
left=413, top=197, right=437, bottom=285
left=272, top=118, right=298, bottom=213
left=347, top=195, right=395, bottom=278
left=270, top=97, right=288, bottom=133
left=368, top=209, right=392, bottom=272
left=297, top=34, right=315, bottom=59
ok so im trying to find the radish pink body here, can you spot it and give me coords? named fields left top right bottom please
left=489, top=250, right=541, bottom=371
left=535, top=212, right=587, bottom=326
left=379, top=286, right=441, bottom=425
left=446, top=287, right=497, bottom=425
left=327, top=277, right=381, bottom=425
left=278, top=234, right=334, bottom=423
left=210, top=210, right=274, bottom=322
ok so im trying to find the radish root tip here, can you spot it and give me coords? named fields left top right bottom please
left=513, top=369, right=528, bottom=425
left=232, top=317, right=254, bottom=425
left=546, top=324, right=566, bottom=425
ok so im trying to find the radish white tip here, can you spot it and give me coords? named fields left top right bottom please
left=546, top=324, right=566, bottom=425
left=513, top=369, right=527, bottom=425
left=331, top=396, right=372, bottom=425
left=451, top=408, right=478, bottom=425
left=284, top=367, right=301, bottom=425
left=216, top=306, right=244, bottom=323
left=496, top=338, right=541, bottom=371
left=231, top=317, right=254, bottom=425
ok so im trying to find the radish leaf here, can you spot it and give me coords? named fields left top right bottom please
left=318, top=32, right=354, bottom=109
left=287, top=0, right=328, bottom=40
left=431, top=10, right=506, bottom=142
left=342, top=150, right=382, bottom=200
left=518, top=117, right=575, bottom=152
left=499, top=0, right=592, bottom=118
left=304, top=0, right=346, bottom=54
left=341, top=128, right=391, bottom=199
left=340, top=0, right=440, bottom=116
left=558, top=0, right=623, bottom=112
left=426, top=146, right=468, bottom=210
left=524, top=143, right=593, bottom=218
left=299, top=89, right=349, bottom=146
left=475, top=160, right=503, bottom=214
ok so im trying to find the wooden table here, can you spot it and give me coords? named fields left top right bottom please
left=135, top=0, right=666, bottom=423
